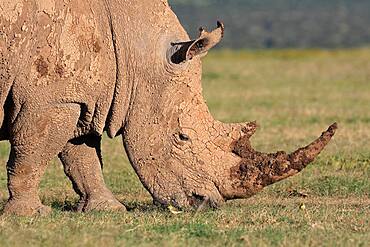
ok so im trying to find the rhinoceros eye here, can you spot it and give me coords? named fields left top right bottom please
left=172, top=132, right=192, bottom=148
left=179, top=133, right=190, bottom=142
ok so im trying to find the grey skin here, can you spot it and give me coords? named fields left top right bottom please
left=0, top=0, right=337, bottom=216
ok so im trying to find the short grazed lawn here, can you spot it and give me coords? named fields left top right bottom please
left=0, top=48, right=369, bottom=246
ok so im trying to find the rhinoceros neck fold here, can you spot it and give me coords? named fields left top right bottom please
left=103, top=0, right=136, bottom=138
left=103, top=0, right=190, bottom=138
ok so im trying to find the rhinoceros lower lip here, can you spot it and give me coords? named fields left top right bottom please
left=187, top=186, right=224, bottom=210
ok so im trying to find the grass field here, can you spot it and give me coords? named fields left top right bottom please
left=0, top=49, right=369, bottom=246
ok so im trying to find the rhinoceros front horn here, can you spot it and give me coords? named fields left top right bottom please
left=221, top=123, right=338, bottom=200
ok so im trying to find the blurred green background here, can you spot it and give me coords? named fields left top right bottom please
left=170, top=0, right=370, bottom=49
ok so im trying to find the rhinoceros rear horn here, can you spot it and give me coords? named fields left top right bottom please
left=170, top=21, right=224, bottom=64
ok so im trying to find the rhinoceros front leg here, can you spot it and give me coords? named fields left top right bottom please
left=58, top=135, right=125, bottom=212
left=3, top=106, right=80, bottom=216
left=4, top=147, right=52, bottom=216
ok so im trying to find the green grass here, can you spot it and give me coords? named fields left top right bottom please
left=0, top=48, right=369, bottom=246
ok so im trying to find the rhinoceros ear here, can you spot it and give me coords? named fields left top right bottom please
left=170, top=21, right=224, bottom=64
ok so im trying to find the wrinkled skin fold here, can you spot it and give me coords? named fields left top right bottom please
left=0, top=0, right=337, bottom=216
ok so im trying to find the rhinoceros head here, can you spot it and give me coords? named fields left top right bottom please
left=117, top=6, right=337, bottom=209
